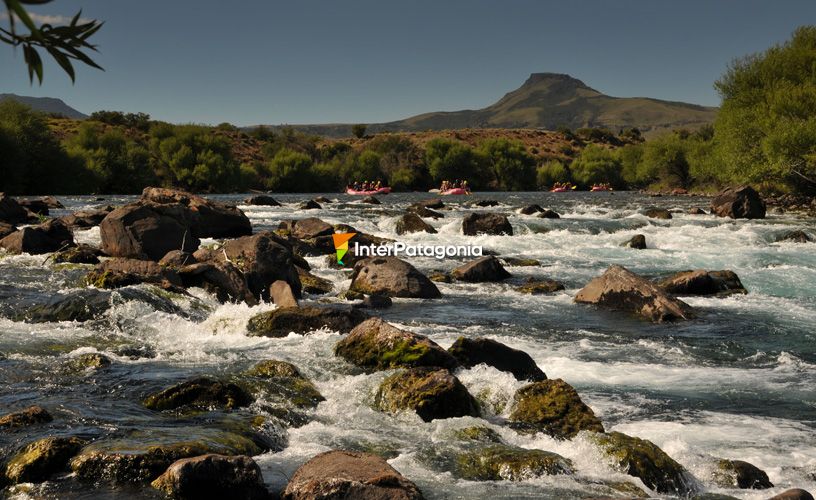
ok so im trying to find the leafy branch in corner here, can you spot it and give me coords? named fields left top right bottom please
left=1, top=0, right=103, bottom=83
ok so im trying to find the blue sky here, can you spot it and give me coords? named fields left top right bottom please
left=1, top=0, right=813, bottom=125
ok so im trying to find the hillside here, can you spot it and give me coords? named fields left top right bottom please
left=0, top=94, right=88, bottom=119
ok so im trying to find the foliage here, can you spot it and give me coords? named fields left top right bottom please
left=536, top=160, right=571, bottom=190
left=478, top=138, right=537, bottom=191
left=569, top=145, right=623, bottom=188
left=90, top=110, right=151, bottom=131
left=425, top=138, right=491, bottom=188
left=261, top=149, right=314, bottom=192
left=351, top=124, right=367, bottom=138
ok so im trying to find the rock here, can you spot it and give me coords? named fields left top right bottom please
left=519, top=204, right=544, bottom=215
left=776, top=230, right=813, bottom=243
left=143, top=377, right=254, bottom=411
left=0, top=193, right=30, bottom=224
left=17, top=198, right=51, bottom=215
left=575, top=265, right=696, bottom=322
left=642, top=207, right=672, bottom=219
left=0, top=221, right=16, bottom=239
left=688, top=207, right=707, bottom=215
left=657, top=269, right=747, bottom=296
left=85, top=258, right=184, bottom=290
left=447, top=337, right=546, bottom=381
left=501, top=257, right=540, bottom=267
left=334, top=317, right=458, bottom=372
left=65, top=353, right=112, bottom=372
left=313, top=196, right=331, bottom=203
left=244, top=195, right=280, bottom=206
left=711, top=186, right=766, bottom=219
left=0, top=405, right=52, bottom=429
left=589, top=431, right=692, bottom=495
left=712, top=459, right=773, bottom=489
left=474, top=199, right=499, bottom=207
left=215, top=232, right=302, bottom=300
left=768, top=489, right=815, bottom=500
left=52, top=243, right=101, bottom=264
left=289, top=217, right=334, bottom=240
left=177, top=261, right=256, bottom=305
left=4, top=437, right=85, bottom=484
left=296, top=267, right=333, bottom=294
left=100, top=204, right=200, bottom=260
left=270, top=280, right=298, bottom=307
left=537, top=209, right=561, bottom=219
left=451, top=256, right=511, bottom=282
left=159, top=250, right=197, bottom=268
left=428, top=271, right=452, bottom=283
left=462, top=212, right=513, bottom=236
left=246, top=306, right=368, bottom=338
left=243, top=360, right=324, bottom=409
left=360, top=294, right=392, bottom=309
left=151, top=454, right=268, bottom=500
left=516, top=277, right=565, bottom=294
left=282, top=450, right=423, bottom=500
left=509, top=379, right=603, bottom=438
left=375, top=367, right=480, bottom=422
left=453, top=426, right=505, bottom=444
left=454, top=444, right=572, bottom=481
left=140, top=187, right=252, bottom=238
left=414, top=198, right=444, bottom=209
left=622, top=234, right=647, bottom=249
left=339, top=289, right=365, bottom=301
left=298, top=200, right=321, bottom=210
left=361, top=196, right=381, bottom=204
left=396, top=213, right=437, bottom=235
left=349, top=257, right=441, bottom=298
left=58, top=205, right=114, bottom=229
left=0, top=219, right=75, bottom=255
left=408, top=205, right=444, bottom=219
left=20, top=288, right=184, bottom=323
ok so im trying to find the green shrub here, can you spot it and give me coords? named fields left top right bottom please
left=569, top=144, right=623, bottom=188
left=425, top=138, right=491, bottom=188
left=478, top=138, right=537, bottom=191
left=536, top=160, right=570, bottom=190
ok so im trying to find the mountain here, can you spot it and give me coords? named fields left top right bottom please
left=0, top=93, right=87, bottom=119
left=274, top=73, right=717, bottom=138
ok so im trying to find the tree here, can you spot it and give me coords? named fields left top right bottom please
left=424, top=138, right=490, bottom=188
left=640, top=134, right=691, bottom=188
left=2, top=0, right=103, bottom=83
left=569, top=144, right=623, bottom=188
left=262, top=149, right=314, bottom=192
left=536, top=160, right=570, bottom=190
left=351, top=124, right=367, bottom=139
left=478, top=138, right=536, bottom=190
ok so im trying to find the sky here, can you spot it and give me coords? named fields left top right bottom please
left=0, top=0, right=814, bottom=126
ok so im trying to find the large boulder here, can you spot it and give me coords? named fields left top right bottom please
left=396, top=213, right=436, bottom=235
left=769, top=490, right=815, bottom=500
left=0, top=219, right=75, bottom=255
left=143, top=377, right=253, bottom=411
left=462, top=213, right=513, bottom=236
left=52, top=244, right=102, bottom=264
left=177, top=261, right=257, bottom=305
left=244, top=195, right=280, bottom=206
left=575, top=265, right=695, bottom=322
left=589, top=431, right=693, bottom=495
left=349, top=257, right=441, bottom=298
left=246, top=306, right=368, bottom=338
left=0, top=222, right=16, bottom=240
left=447, top=337, right=546, bottom=381
left=712, top=459, right=773, bottom=489
left=269, top=280, right=298, bottom=307
left=657, top=269, right=747, bottom=296
left=287, top=217, right=334, bottom=240
left=334, top=317, right=457, bottom=372
left=282, top=450, right=423, bottom=500
left=297, top=267, right=333, bottom=295
left=0, top=193, right=30, bottom=224
left=450, top=256, right=511, bottom=282
left=100, top=204, right=200, bottom=260
left=509, top=379, right=604, bottom=438
left=20, top=288, right=184, bottom=323
left=140, top=187, right=252, bottom=238
left=621, top=234, right=647, bottom=249
left=0, top=405, right=52, bottom=429
left=59, top=205, right=114, bottom=229
left=242, top=360, right=325, bottom=410
left=151, top=454, right=268, bottom=500
left=454, top=444, right=573, bottom=481
left=214, top=232, right=302, bottom=300
left=85, top=258, right=184, bottom=290
left=711, top=186, right=766, bottom=219
left=375, top=367, right=480, bottom=422
left=4, top=437, right=85, bottom=484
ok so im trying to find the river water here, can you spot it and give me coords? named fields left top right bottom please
left=1, top=192, right=814, bottom=499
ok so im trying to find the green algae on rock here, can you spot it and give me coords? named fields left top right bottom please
left=5, top=436, right=85, bottom=484
left=712, top=458, right=773, bottom=489
left=241, top=359, right=325, bottom=409
left=374, top=367, right=479, bottom=422
left=143, top=377, right=253, bottom=411
left=455, top=444, right=573, bottom=481
left=0, top=405, right=52, bottom=429
left=509, top=379, right=604, bottom=438
left=246, top=305, right=368, bottom=337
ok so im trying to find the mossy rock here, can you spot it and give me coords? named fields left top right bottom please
left=712, top=459, right=773, bottom=489
left=65, top=352, right=111, bottom=372
left=246, top=305, right=368, bottom=337
left=374, top=367, right=479, bottom=422
left=455, top=444, right=573, bottom=481
left=297, top=267, right=333, bottom=294
left=516, top=277, right=566, bottom=295
left=428, top=271, right=453, bottom=283
left=0, top=405, right=53, bottom=429
left=502, top=257, right=541, bottom=267
left=508, top=379, right=604, bottom=438
left=589, top=431, right=693, bottom=495
left=143, top=377, right=254, bottom=411
left=339, top=289, right=365, bottom=301
left=241, top=360, right=325, bottom=409
left=452, top=426, right=505, bottom=444
left=5, top=437, right=85, bottom=484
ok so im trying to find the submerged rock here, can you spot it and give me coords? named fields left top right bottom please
left=374, top=367, right=479, bottom=422
left=4, top=436, right=85, bottom=484
left=452, top=426, right=505, bottom=444
left=711, top=185, right=766, bottom=219
left=447, top=336, right=546, bottom=381
left=361, top=196, right=381, bottom=204
left=519, top=204, right=545, bottom=215
left=451, top=256, right=511, bottom=282
left=622, top=234, right=647, bottom=249
left=473, top=199, right=499, bottom=207
left=151, top=454, right=268, bottom=500
left=334, top=318, right=457, bottom=372
left=396, top=213, right=437, bottom=235
left=657, top=269, right=747, bottom=296
left=501, top=257, right=540, bottom=267
left=589, top=431, right=693, bottom=495
left=282, top=450, right=423, bottom=500
left=575, top=265, right=695, bottom=322
left=688, top=207, right=707, bottom=215
left=0, top=405, right=52, bottom=429
left=20, top=287, right=184, bottom=323
left=516, top=277, right=565, bottom=295
left=776, top=230, right=814, bottom=243
left=408, top=205, right=444, bottom=219
left=414, top=198, right=444, bottom=209
left=509, top=379, right=603, bottom=438
left=454, top=444, right=572, bottom=481
left=462, top=212, right=513, bottom=236
left=537, top=209, right=561, bottom=219
left=244, top=195, right=280, bottom=206
left=246, top=306, right=368, bottom=337
left=298, top=200, right=321, bottom=210
left=642, top=207, right=672, bottom=219
left=143, top=377, right=254, bottom=411
left=242, top=359, right=325, bottom=410
left=350, top=257, right=441, bottom=298
left=65, top=353, right=112, bottom=372
left=712, top=459, right=773, bottom=489
left=0, top=219, right=75, bottom=255
left=296, top=267, right=333, bottom=294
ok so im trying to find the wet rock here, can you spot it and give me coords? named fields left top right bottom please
left=298, top=200, right=321, bottom=210
left=20, top=288, right=183, bottom=323
left=339, top=289, right=365, bottom=301
left=642, top=207, right=672, bottom=219
left=334, top=317, right=457, bottom=372
left=360, top=294, right=392, bottom=309
left=159, top=250, right=197, bottom=268
left=509, top=379, right=604, bottom=438
left=451, top=256, right=511, bottom=282
left=243, top=360, right=325, bottom=409
left=0, top=221, right=16, bottom=239
left=448, top=336, right=546, bottom=381
left=270, top=280, right=298, bottom=307
left=0, top=405, right=52, bottom=429
left=0, top=193, right=30, bottom=224
left=622, top=234, right=647, bottom=249
left=58, top=205, right=114, bottom=229
left=688, top=207, right=707, bottom=215
left=0, top=219, right=75, bottom=255
left=246, top=305, right=368, bottom=338
left=4, top=436, right=85, bottom=484
left=85, top=257, right=184, bottom=290
left=350, top=257, right=441, bottom=298
left=244, top=195, right=280, bottom=206
left=575, top=265, right=695, bottom=322
left=589, top=431, right=693, bottom=495
left=282, top=450, right=423, bottom=500
left=462, top=212, right=513, bottom=236
left=414, top=198, right=444, bottom=209
left=296, top=267, right=333, bottom=294
left=65, top=353, right=112, bottom=372
left=473, top=199, right=499, bottom=207
left=314, top=196, right=331, bottom=203
left=140, top=187, right=252, bottom=238
left=178, top=261, right=257, bottom=305
left=52, top=243, right=101, bottom=264
left=501, top=257, right=540, bottom=267
left=151, top=454, right=268, bottom=500
left=454, top=444, right=572, bottom=481
left=143, top=377, right=254, bottom=411
left=711, top=185, right=766, bottom=219
left=361, top=196, right=381, bottom=204
left=768, top=489, right=815, bottom=500
left=519, top=204, right=545, bottom=215
left=657, top=269, right=747, bottom=296
left=516, top=277, right=565, bottom=294
left=776, top=230, right=814, bottom=243
left=375, top=367, right=479, bottom=422
left=100, top=204, right=200, bottom=260
left=712, top=459, right=773, bottom=489
left=537, top=209, right=561, bottom=219
left=213, top=232, right=302, bottom=300
left=428, top=270, right=452, bottom=283
left=286, top=217, right=334, bottom=240
left=407, top=205, right=443, bottom=219
left=453, top=426, right=505, bottom=444
left=396, top=213, right=437, bottom=235
left=17, top=198, right=52, bottom=215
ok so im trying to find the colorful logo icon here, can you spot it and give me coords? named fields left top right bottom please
left=332, top=232, right=356, bottom=265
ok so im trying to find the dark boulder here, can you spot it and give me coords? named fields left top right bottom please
left=151, top=454, right=268, bottom=500
left=59, top=205, right=114, bottom=229
left=621, top=234, right=647, bottom=249
left=642, top=207, right=672, bottom=219
left=143, top=377, right=253, bottom=411
left=140, top=187, right=252, bottom=238
left=462, top=213, right=513, bottom=236
left=375, top=367, right=480, bottom=422
left=360, top=294, right=392, bottom=309
left=0, top=219, right=74, bottom=255
left=473, top=199, right=499, bottom=207
left=298, top=200, right=321, bottom=210
left=177, top=261, right=257, bottom=305
left=0, top=193, right=30, bottom=224
left=296, top=267, right=333, bottom=295
left=414, top=198, right=444, bottom=209
left=768, top=489, right=815, bottom=500
left=4, top=436, right=85, bottom=484
left=21, top=288, right=184, bottom=323
left=501, top=257, right=540, bottom=267
left=396, top=213, right=437, bottom=235
left=214, top=232, right=302, bottom=300
left=0, top=222, right=16, bottom=239
left=350, top=257, right=441, bottom=298
left=0, top=405, right=52, bottom=429
left=713, top=459, right=773, bottom=489
left=516, top=277, right=565, bottom=294
left=17, top=198, right=51, bottom=215
left=448, top=336, right=546, bottom=381
left=286, top=217, right=334, bottom=240
left=361, top=196, right=381, bottom=204
left=313, top=196, right=331, bottom=203
left=244, top=195, right=280, bottom=206
left=450, top=256, right=511, bottom=282
left=52, top=244, right=102, bottom=264
left=159, top=250, right=197, bottom=268
left=537, top=209, right=561, bottom=219
left=246, top=306, right=368, bottom=338
left=657, top=269, right=747, bottom=296
left=85, top=258, right=184, bottom=290
left=408, top=205, right=444, bottom=219
left=509, top=379, right=604, bottom=438
left=100, top=204, right=200, bottom=261
left=711, top=186, right=766, bottom=219
left=519, top=204, right=544, bottom=215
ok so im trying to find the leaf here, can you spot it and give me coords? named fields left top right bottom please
left=6, top=0, right=42, bottom=39
left=46, top=46, right=74, bottom=82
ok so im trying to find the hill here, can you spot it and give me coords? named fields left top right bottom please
left=0, top=94, right=88, bottom=119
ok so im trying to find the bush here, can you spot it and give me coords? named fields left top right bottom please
left=425, top=138, right=491, bottom=188
left=478, top=138, right=536, bottom=190
left=569, top=145, right=623, bottom=188
left=262, top=149, right=315, bottom=192
left=536, top=160, right=570, bottom=190
left=352, top=124, right=367, bottom=138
